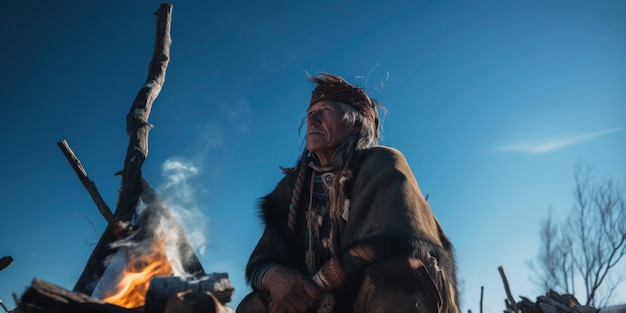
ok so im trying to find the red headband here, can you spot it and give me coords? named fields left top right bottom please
left=309, top=73, right=377, bottom=126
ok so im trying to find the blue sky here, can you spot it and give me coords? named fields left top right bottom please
left=1, top=1, right=625, bottom=311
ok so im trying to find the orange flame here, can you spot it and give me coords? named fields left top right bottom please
left=101, top=239, right=174, bottom=308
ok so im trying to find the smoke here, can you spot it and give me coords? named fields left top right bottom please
left=157, top=158, right=208, bottom=256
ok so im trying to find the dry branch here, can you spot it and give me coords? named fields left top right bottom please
left=499, top=266, right=520, bottom=313
left=480, top=286, right=484, bottom=313
left=57, top=139, right=114, bottom=223
left=115, top=2, right=173, bottom=222
left=72, top=3, right=173, bottom=296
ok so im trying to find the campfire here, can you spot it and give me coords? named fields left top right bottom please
left=98, top=238, right=174, bottom=308
left=87, top=177, right=235, bottom=312
left=16, top=178, right=235, bottom=313
left=11, top=4, right=236, bottom=313
left=93, top=180, right=207, bottom=309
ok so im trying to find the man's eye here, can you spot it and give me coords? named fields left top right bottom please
left=320, top=108, right=334, bottom=115
left=308, top=108, right=333, bottom=118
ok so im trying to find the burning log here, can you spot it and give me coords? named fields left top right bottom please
left=16, top=275, right=235, bottom=313
left=146, top=290, right=233, bottom=313
left=16, top=279, right=140, bottom=313
left=143, top=274, right=235, bottom=313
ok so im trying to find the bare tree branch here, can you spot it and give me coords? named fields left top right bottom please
left=534, top=164, right=626, bottom=307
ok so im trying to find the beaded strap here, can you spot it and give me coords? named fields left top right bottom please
left=312, top=257, right=346, bottom=293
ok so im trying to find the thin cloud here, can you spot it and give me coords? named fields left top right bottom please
left=494, top=127, right=625, bottom=154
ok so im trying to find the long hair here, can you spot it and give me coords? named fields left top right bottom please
left=331, top=102, right=382, bottom=170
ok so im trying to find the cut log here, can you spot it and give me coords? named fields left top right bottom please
left=536, top=291, right=599, bottom=313
left=145, top=289, right=235, bottom=313
left=507, top=290, right=599, bottom=313
left=545, top=290, right=578, bottom=308
left=537, top=296, right=567, bottom=313
left=144, top=274, right=235, bottom=313
left=16, top=279, right=140, bottom=313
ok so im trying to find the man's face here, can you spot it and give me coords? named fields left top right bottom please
left=306, top=100, right=350, bottom=166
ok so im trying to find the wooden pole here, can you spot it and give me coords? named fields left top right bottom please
left=73, top=3, right=173, bottom=296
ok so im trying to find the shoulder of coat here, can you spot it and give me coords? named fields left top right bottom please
left=362, top=145, right=406, bottom=163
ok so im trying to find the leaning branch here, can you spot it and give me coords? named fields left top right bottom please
left=57, top=139, right=114, bottom=223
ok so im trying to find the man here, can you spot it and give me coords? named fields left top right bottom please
left=237, top=73, right=458, bottom=313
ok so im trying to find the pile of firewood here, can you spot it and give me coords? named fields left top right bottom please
left=506, top=290, right=599, bottom=313
left=13, top=274, right=235, bottom=313
left=497, top=266, right=600, bottom=313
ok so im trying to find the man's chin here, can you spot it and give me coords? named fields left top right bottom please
left=306, top=142, right=323, bottom=153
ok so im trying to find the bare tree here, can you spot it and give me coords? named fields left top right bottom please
left=533, top=164, right=626, bottom=307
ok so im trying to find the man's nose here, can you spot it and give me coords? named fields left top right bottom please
left=308, top=112, right=321, bottom=124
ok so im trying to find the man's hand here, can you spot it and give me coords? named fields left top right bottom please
left=262, top=265, right=322, bottom=313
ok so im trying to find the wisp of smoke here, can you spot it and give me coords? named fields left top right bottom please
left=158, top=158, right=208, bottom=255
